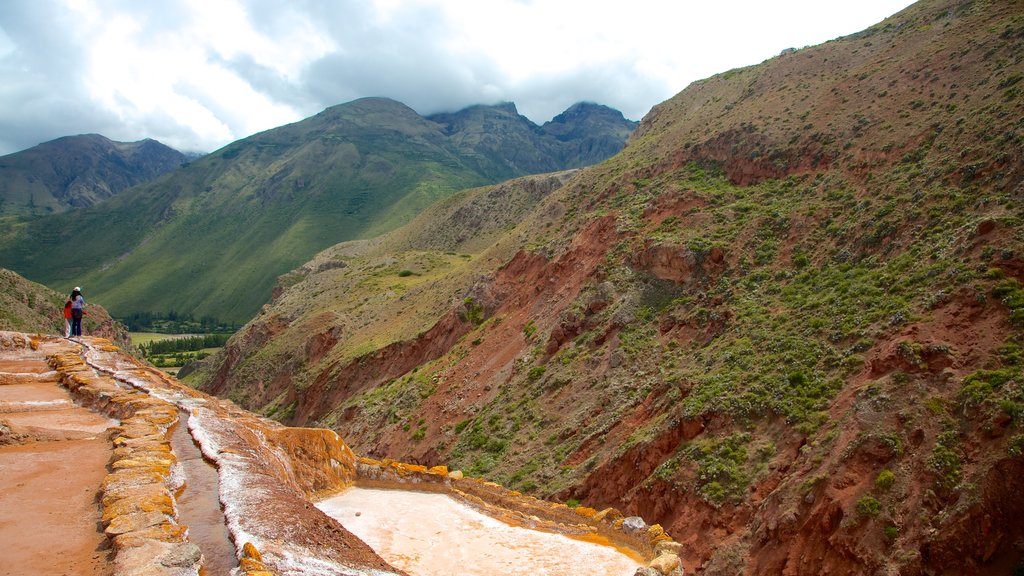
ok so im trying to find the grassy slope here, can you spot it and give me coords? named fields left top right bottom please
left=185, top=170, right=575, bottom=405
left=0, top=99, right=489, bottom=323
left=0, top=99, right=633, bottom=324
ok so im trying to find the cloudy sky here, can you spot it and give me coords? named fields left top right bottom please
left=0, top=0, right=915, bottom=156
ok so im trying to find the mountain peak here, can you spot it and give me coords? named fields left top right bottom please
left=0, top=134, right=186, bottom=216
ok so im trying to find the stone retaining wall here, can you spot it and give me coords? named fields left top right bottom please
left=44, top=337, right=204, bottom=576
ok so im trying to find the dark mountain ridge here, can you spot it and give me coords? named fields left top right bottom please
left=0, top=134, right=186, bottom=216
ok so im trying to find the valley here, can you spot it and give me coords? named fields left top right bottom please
left=183, top=0, right=1024, bottom=572
left=0, top=0, right=1022, bottom=573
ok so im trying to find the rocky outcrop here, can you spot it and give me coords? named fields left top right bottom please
left=293, top=309, right=472, bottom=426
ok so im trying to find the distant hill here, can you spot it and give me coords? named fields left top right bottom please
left=427, top=101, right=636, bottom=178
left=0, top=134, right=187, bottom=217
left=0, top=267, right=130, bottom=348
left=188, top=0, right=1024, bottom=574
left=0, top=98, right=636, bottom=323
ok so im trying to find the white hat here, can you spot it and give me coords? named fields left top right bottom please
left=74, top=286, right=81, bottom=291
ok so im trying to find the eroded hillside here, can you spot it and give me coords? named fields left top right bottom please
left=189, top=0, right=1024, bottom=573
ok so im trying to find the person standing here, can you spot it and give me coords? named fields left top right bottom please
left=70, top=287, right=85, bottom=337
left=62, top=297, right=73, bottom=337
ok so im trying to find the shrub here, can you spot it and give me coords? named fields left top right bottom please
left=928, top=430, right=962, bottom=489
left=1009, top=434, right=1024, bottom=457
left=685, top=433, right=752, bottom=505
left=875, top=469, right=896, bottom=490
left=856, top=495, right=882, bottom=517
left=523, top=319, right=537, bottom=338
left=527, top=365, right=546, bottom=381
left=959, top=369, right=1015, bottom=408
left=461, top=297, right=485, bottom=325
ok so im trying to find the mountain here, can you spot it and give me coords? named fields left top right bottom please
left=0, top=267, right=130, bottom=348
left=0, top=134, right=187, bottom=217
left=427, top=101, right=637, bottom=178
left=0, top=99, right=636, bottom=324
left=186, top=0, right=1024, bottom=573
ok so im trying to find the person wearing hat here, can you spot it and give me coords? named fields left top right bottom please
left=69, top=287, right=85, bottom=337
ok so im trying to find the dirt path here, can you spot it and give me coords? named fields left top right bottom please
left=0, top=344, right=117, bottom=576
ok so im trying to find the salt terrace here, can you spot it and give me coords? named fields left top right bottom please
left=0, top=332, right=685, bottom=576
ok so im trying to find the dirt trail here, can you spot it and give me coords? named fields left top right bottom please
left=0, top=344, right=117, bottom=576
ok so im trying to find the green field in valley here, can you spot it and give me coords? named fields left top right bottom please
left=130, top=332, right=228, bottom=374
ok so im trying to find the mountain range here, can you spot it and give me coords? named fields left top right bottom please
left=0, top=134, right=186, bottom=217
left=0, top=100, right=636, bottom=323
left=184, top=0, right=1024, bottom=573
left=1, top=0, right=1022, bottom=572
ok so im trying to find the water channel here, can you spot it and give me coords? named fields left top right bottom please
left=170, top=413, right=237, bottom=575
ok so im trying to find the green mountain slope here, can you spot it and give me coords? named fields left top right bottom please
left=0, top=98, right=636, bottom=323
left=190, top=0, right=1024, bottom=573
left=0, top=134, right=186, bottom=217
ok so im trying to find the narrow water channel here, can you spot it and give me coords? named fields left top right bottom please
left=317, top=487, right=643, bottom=576
left=169, top=413, right=237, bottom=575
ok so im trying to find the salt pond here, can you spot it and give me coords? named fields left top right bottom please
left=317, top=486, right=643, bottom=576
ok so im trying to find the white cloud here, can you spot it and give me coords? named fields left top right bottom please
left=0, top=0, right=915, bottom=155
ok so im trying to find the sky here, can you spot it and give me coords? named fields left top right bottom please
left=0, top=0, right=916, bottom=156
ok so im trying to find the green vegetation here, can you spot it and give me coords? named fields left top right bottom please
left=928, top=429, right=963, bottom=490
left=1009, top=435, right=1024, bottom=457
left=683, top=433, right=753, bottom=506
left=460, top=297, right=485, bottom=325
left=138, top=333, right=230, bottom=355
left=875, top=469, right=896, bottom=491
left=523, top=320, right=538, bottom=338
left=856, top=495, right=882, bottom=518
left=132, top=332, right=230, bottom=370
